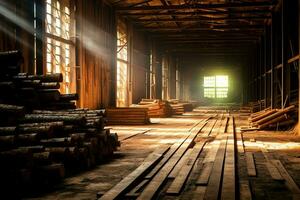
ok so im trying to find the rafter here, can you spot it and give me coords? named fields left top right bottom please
left=120, top=9, right=271, bottom=16
left=136, top=15, right=270, bottom=22
left=116, top=1, right=276, bottom=12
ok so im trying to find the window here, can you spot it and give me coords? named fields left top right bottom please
left=204, top=75, right=228, bottom=98
left=116, top=20, right=128, bottom=107
left=45, top=0, right=75, bottom=94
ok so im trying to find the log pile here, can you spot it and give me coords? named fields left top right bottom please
left=106, top=108, right=150, bottom=125
left=242, top=105, right=297, bottom=131
left=0, top=105, right=119, bottom=197
left=0, top=50, right=77, bottom=110
left=0, top=51, right=120, bottom=197
left=131, top=99, right=172, bottom=118
left=168, top=99, right=194, bottom=115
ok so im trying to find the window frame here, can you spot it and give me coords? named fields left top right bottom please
left=203, top=75, right=229, bottom=99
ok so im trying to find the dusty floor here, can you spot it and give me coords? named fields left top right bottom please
left=27, top=111, right=300, bottom=200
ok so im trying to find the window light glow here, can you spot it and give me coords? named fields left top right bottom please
left=204, top=75, right=228, bottom=98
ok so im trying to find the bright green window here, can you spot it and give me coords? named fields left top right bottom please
left=204, top=75, right=228, bottom=98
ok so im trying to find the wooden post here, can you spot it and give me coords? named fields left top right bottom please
left=271, top=12, right=275, bottom=109
left=298, top=0, right=300, bottom=134
left=264, top=27, right=267, bottom=109
left=281, top=0, right=290, bottom=108
left=35, top=0, right=45, bottom=75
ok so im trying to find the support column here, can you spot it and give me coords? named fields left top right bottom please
left=264, top=29, right=267, bottom=108
left=35, top=0, right=45, bottom=75
left=271, top=13, right=275, bottom=109
left=281, top=0, right=290, bottom=108
left=298, top=0, right=300, bottom=134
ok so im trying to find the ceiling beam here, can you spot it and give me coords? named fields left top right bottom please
left=116, top=1, right=276, bottom=12
left=141, top=26, right=265, bottom=31
left=136, top=16, right=270, bottom=22
left=160, top=39, right=256, bottom=43
left=150, top=31, right=263, bottom=37
left=120, top=9, right=271, bottom=16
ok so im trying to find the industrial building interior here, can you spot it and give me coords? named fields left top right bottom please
left=0, top=0, right=300, bottom=199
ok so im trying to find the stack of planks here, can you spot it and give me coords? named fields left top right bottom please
left=0, top=105, right=119, bottom=196
left=0, top=51, right=78, bottom=110
left=106, top=108, right=150, bottom=125
left=168, top=99, right=194, bottom=115
left=131, top=99, right=172, bottom=118
left=244, top=105, right=296, bottom=131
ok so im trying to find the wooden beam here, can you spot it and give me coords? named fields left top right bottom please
left=204, top=136, right=228, bottom=200
left=116, top=1, right=275, bottom=12
left=121, top=9, right=271, bottom=16
left=166, top=141, right=206, bottom=195
left=245, top=152, right=257, bottom=177
left=136, top=16, right=271, bottom=22
left=221, top=117, right=236, bottom=200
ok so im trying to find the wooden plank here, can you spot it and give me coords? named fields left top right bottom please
left=166, top=141, right=206, bottom=195
left=261, top=148, right=284, bottom=181
left=145, top=119, right=207, bottom=179
left=208, top=118, right=218, bottom=136
left=120, top=129, right=150, bottom=142
left=98, top=145, right=170, bottom=200
left=137, top=121, right=207, bottom=200
left=168, top=148, right=193, bottom=178
left=234, top=117, right=252, bottom=200
left=240, top=180, right=252, bottom=200
left=201, top=119, right=214, bottom=137
left=196, top=162, right=214, bottom=185
left=196, top=119, right=225, bottom=186
left=126, top=179, right=149, bottom=198
left=221, top=117, right=236, bottom=200
left=245, top=152, right=256, bottom=176
left=192, top=186, right=206, bottom=200
left=265, top=162, right=284, bottom=181
left=203, top=136, right=228, bottom=200
left=145, top=137, right=189, bottom=179
left=272, top=160, right=300, bottom=193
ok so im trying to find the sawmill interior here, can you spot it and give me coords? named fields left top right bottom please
left=0, top=0, right=300, bottom=199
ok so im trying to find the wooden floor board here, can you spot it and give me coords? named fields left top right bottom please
left=166, top=141, right=206, bottom=195
left=137, top=120, right=208, bottom=200
left=98, top=145, right=170, bottom=200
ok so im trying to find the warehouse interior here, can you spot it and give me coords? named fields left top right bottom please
left=0, top=0, right=300, bottom=199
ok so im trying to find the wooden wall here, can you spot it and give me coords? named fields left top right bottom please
left=130, top=28, right=150, bottom=104
left=76, top=0, right=116, bottom=109
left=0, top=0, right=35, bottom=74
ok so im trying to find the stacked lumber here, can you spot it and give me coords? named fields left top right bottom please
left=106, top=108, right=150, bottom=125
left=243, top=105, right=296, bottom=131
left=0, top=50, right=77, bottom=110
left=0, top=105, right=119, bottom=196
left=0, top=51, right=120, bottom=197
left=131, top=99, right=172, bottom=118
left=168, top=99, right=194, bottom=115
left=240, top=106, right=253, bottom=113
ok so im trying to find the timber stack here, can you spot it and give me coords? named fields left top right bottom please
left=168, top=99, right=194, bottom=115
left=0, top=106, right=119, bottom=196
left=0, top=51, right=77, bottom=110
left=131, top=99, right=172, bottom=118
left=106, top=107, right=150, bottom=125
left=0, top=50, right=119, bottom=197
left=242, top=105, right=297, bottom=131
